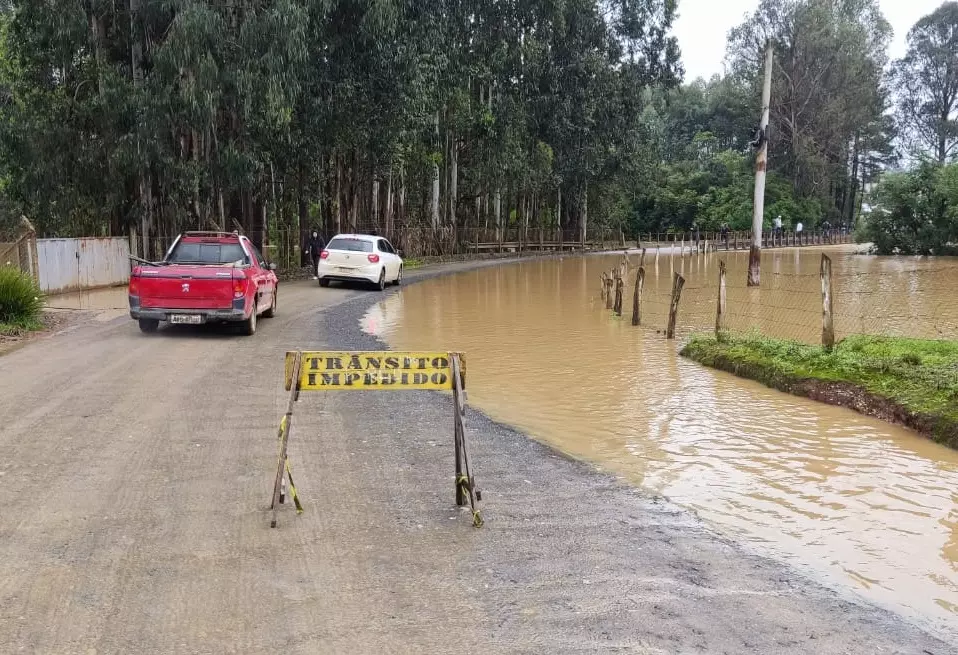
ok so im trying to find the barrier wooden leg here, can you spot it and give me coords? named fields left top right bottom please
left=271, top=352, right=302, bottom=528
left=452, top=354, right=482, bottom=526
left=454, top=395, right=465, bottom=506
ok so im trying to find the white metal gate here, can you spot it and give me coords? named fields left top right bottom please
left=37, top=237, right=131, bottom=294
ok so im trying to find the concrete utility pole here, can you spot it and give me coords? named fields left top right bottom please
left=748, top=41, right=773, bottom=287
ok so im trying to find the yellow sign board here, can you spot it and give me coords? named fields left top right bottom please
left=285, top=351, right=463, bottom=391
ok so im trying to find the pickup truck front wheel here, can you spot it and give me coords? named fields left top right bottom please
left=138, top=319, right=159, bottom=334
left=241, top=308, right=257, bottom=336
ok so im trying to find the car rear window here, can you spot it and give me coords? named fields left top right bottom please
left=168, top=241, right=249, bottom=265
left=327, top=238, right=374, bottom=253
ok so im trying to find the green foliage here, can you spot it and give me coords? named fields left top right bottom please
left=0, top=266, right=42, bottom=331
left=0, top=0, right=901, bottom=253
left=0, top=0, right=683, bottom=251
left=892, top=2, right=958, bottom=163
left=682, top=333, right=958, bottom=447
left=630, top=148, right=818, bottom=233
left=865, top=161, right=958, bottom=255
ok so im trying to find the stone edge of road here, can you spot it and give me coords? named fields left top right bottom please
left=313, top=254, right=958, bottom=651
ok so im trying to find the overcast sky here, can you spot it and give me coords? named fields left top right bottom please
left=672, top=0, right=946, bottom=82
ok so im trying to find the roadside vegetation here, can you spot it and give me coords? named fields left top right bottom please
left=0, top=1, right=952, bottom=258
left=681, top=334, right=958, bottom=448
left=0, top=0, right=912, bottom=256
left=0, top=265, right=43, bottom=335
left=863, top=161, right=958, bottom=255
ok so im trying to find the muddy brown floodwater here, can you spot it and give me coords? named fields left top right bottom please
left=363, top=247, right=958, bottom=638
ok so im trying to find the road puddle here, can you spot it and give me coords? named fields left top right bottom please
left=363, top=248, right=958, bottom=635
left=46, top=286, right=129, bottom=322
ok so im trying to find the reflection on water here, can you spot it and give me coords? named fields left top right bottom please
left=364, top=248, right=958, bottom=636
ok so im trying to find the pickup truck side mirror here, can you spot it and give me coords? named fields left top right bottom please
left=268, top=263, right=277, bottom=271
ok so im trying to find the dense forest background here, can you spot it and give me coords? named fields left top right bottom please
left=0, top=0, right=955, bottom=256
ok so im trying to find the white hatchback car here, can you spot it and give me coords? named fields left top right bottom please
left=318, top=234, right=404, bottom=290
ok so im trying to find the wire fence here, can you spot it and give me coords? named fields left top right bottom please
left=137, top=227, right=635, bottom=272
left=0, top=219, right=40, bottom=279
left=597, top=248, right=958, bottom=345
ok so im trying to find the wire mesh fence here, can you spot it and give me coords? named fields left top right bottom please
left=597, top=248, right=958, bottom=345
left=0, top=219, right=40, bottom=279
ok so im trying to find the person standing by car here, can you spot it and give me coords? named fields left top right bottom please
left=306, top=230, right=325, bottom=280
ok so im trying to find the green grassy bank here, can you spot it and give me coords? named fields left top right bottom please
left=680, top=334, right=958, bottom=449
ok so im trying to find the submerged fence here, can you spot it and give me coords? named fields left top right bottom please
left=599, top=247, right=958, bottom=345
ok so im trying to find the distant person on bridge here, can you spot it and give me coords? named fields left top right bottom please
left=306, top=230, right=325, bottom=280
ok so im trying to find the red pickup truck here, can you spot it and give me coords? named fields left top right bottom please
left=128, top=231, right=278, bottom=336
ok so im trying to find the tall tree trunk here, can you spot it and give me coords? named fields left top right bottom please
left=399, top=165, right=406, bottom=231
left=845, top=135, right=860, bottom=225
left=371, top=173, right=379, bottom=231
left=385, top=167, right=394, bottom=240
left=557, top=185, right=562, bottom=240
left=298, top=164, right=308, bottom=231
left=130, top=0, right=152, bottom=254
left=192, top=130, right=202, bottom=225
left=449, top=131, right=458, bottom=227
left=335, top=152, right=343, bottom=234
left=91, top=8, right=107, bottom=100
left=580, top=184, right=588, bottom=244
left=431, top=112, right=441, bottom=231
left=494, top=188, right=502, bottom=241
left=350, top=149, right=359, bottom=232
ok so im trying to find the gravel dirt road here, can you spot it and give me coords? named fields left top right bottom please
left=0, top=259, right=954, bottom=654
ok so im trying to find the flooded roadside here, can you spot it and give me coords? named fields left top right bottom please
left=364, top=248, right=958, bottom=636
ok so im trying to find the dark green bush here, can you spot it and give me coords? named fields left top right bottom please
left=0, top=266, right=43, bottom=329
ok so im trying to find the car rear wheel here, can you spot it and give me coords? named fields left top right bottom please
left=241, top=307, right=257, bottom=336
left=138, top=319, right=159, bottom=334
left=319, top=278, right=330, bottom=288
left=376, top=269, right=386, bottom=291
left=263, top=290, right=276, bottom=318
left=393, top=266, right=403, bottom=286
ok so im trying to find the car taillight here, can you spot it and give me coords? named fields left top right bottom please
left=233, top=277, right=247, bottom=298
left=129, top=275, right=138, bottom=295
left=368, top=254, right=380, bottom=263
left=320, top=250, right=329, bottom=260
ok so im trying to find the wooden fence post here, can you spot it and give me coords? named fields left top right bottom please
left=666, top=272, right=685, bottom=339
left=605, top=270, right=615, bottom=310
left=614, top=277, right=624, bottom=316
left=821, top=254, right=835, bottom=350
left=715, top=260, right=727, bottom=341
left=600, top=272, right=608, bottom=300
left=632, top=266, right=645, bottom=326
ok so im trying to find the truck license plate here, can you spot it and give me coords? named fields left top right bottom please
left=170, top=314, right=202, bottom=325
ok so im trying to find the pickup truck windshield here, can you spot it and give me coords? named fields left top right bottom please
left=168, top=241, right=249, bottom=265
left=327, top=238, right=374, bottom=253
